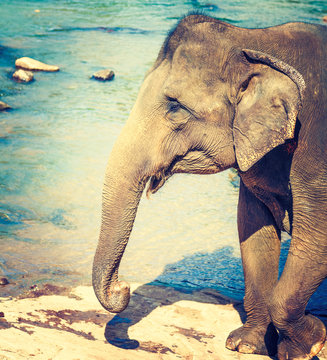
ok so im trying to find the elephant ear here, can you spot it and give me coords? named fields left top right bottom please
left=233, top=49, right=305, bottom=172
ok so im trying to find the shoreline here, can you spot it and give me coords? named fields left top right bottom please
left=1, top=283, right=326, bottom=359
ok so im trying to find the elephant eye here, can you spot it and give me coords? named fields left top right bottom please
left=165, top=96, right=194, bottom=125
left=167, top=97, right=182, bottom=113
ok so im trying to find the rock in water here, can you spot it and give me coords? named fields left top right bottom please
left=92, top=69, right=115, bottom=81
left=12, top=69, right=34, bottom=83
left=0, top=277, right=9, bottom=285
left=15, top=57, right=59, bottom=72
left=0, top=101, right=11, bottom=111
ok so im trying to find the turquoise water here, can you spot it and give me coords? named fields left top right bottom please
left=0, top=0, right=326, bottom=312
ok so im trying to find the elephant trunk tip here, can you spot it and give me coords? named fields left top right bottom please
left=103, top=280, right=131, bottom=313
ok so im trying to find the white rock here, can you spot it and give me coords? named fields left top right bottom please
left=15, top=57, right=59, bottom=72
left=0, top=101, right=11, bottom=111
left=12, top=69, right=34, bottom=83
left=92, top=69, right=115, bottom=81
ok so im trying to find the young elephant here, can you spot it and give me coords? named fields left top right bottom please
left=93, top=15, right=327, bottom=359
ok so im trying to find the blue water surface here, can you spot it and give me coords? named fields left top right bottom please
left=0, top=0, right=326, bottom=314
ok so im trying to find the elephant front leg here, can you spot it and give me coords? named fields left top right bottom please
left=269, top=232, right=327, bottom=360
left=226, top=181, right=280, bottom=356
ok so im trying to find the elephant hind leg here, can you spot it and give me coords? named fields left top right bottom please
left=276, top=314, right=326, bottom=360
left=269, top=237, right=327, bottom=360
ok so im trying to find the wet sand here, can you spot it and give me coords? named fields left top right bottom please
left=1, top=283, right=326, bottom=360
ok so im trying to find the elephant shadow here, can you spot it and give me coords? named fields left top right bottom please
left=104, top=246, right=244, bottom=348
left=104, top=244, right=327, bottom=358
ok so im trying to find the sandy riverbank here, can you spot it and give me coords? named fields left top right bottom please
left=1, top=283, right=326, bottom=360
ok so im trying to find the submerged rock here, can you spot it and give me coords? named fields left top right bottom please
left=15, top=57, right=59, bottom=72
left=12, top=69, right=34, bottom=83
left=91, top=69, right=115, bottom=81
left=0, top=101, right=11, bottom=111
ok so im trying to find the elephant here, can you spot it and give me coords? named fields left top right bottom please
left=92, top=14, right=327, bottom=360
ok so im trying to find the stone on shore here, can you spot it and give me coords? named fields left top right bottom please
left=0, top=102, right=11, bottom=111
left=15, top=57, right=59, bottom=72
left=12, top=69, right=34, bottom=83
left=1, top=283, right=326, bottom=359
left=92, top=69, right=115, bottom=81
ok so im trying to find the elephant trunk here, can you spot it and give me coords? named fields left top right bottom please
left=92, top=125, right=148, bottom=313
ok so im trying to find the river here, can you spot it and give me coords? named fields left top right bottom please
left=0, top=0, right=326, bottom=314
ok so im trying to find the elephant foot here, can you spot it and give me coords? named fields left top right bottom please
left=226, top=322, right=278, bottom=356
left=276, top=314, right=326, bottom=360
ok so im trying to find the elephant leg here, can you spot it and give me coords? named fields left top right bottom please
left=226, top=180, right=280, bottom=356
left=269, top=232, right=327, bottom=360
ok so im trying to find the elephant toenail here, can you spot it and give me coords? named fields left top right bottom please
left=238, top=343, right=255, bottom=354
left=226, top=337, right=241, bottom=351
left=225, top=339, right=235, bottom=350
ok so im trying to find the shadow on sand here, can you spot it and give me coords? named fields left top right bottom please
left=104, top=244, right=327, bottom=359
left=104, top=246, right=244, bottom=351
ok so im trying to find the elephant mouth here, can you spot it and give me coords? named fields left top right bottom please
left=146, top=155, right=184, bottom=196
left=145, top=150, right=222, bottom=197
left=146, top=169, right=172, bottom=196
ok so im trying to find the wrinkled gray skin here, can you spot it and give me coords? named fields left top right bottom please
left=93, top=15, right=327, bottom=360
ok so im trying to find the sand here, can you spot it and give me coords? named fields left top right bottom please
left=1, top=283, right=326, bottom=360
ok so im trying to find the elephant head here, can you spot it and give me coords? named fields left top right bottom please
left=92, top=15, right=305, bottom=313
